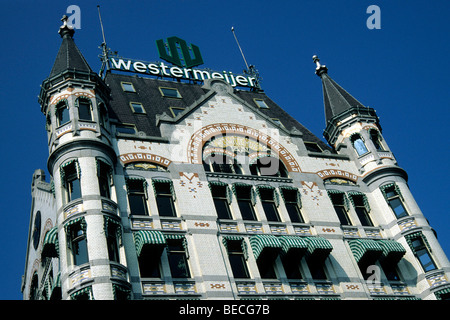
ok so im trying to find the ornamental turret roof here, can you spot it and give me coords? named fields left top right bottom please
left=48, top=15, right=93, bottom=78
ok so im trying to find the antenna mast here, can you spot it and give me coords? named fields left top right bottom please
left=231, top=27, right=261, bottom=91
left=97, top=5, right=113, bottom=78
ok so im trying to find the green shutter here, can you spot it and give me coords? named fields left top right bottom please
left=222, top=235, right=248, bottom=260
left=304, top=236, right=333, bottom=257
left=279, top=186, right=302, bottom=209
left=42, top=226, right=59, bottom=258
left=327, top=189, right=350, bottom=211
left=279, top=236, right=309, bottom=255
left=348, top=239, right=383, bottom=263
left=133, top=230, right=167, bottom=256
left=152, top=178, right=176, bottom=201
left=125, top=177, right=148, bottom=199
left=249, top=234, right=282, bottom=260
left=256, top=185, right=280, bottom=207
left=347, top=191, right=371, bottom=212
left=380, top=183, right=404, bottom=201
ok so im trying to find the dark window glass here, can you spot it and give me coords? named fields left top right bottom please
left=154, top=182, right=176, bottom=217
left=259, top=188, right=281, bottom=222
left=98, top=162, right=111, bottom=199
left=411, top=238, right=437, bottom=272
left=235, top=186, right=256, bottom=221
left=106, top=224, right=119, bottom=263
left=308, top=258, right=327, bottom=280
left=388, top=198, right=408, bottom=219
left=56, top=103, right=70, bottom=126
left=256, top=251, right=278, bottom=279
left=127, top=180, right=148, bottom=215
left=353, top=195, right=373, bottom=226
left=160, top=87, right=181, bottom=98
left=281, top=188, right=304, bottom=223
left=64, top=162, right=81, bottom=202
left=227, top=240, right=250, bottom=279
left=211, top=185, right=232, bottom=219
left=70, top=223, right=88, bottom=265
left=78, top=99, right=92, bottom=121
left=138, top=245, right=162, bottom=278
left=330, top=193, right=351, bottom=225
left=167, top=239, right=190, bottom=278
left=250, top=157, right=288, bottom=178
left=370, top=130, right=384, bottom=150
left=282, top=254, right=303, bottom=280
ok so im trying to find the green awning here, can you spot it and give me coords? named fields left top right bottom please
left=304, top=236, right=333, bottom=259
left=348, top=239, right=383, bottom=264
left=378, top=239, right=406, bottom=264
left=42, top=226, right=59, bottom=258
left=279, top=236, right=309, bottom=255
left=249, top=234, right=282, bottom=260
left=222, top=236, right=248, bottom=260
left=134, top=230, right=167, bottom=256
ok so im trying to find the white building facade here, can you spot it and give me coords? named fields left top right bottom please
left=21, top=17, right=450, bottom=300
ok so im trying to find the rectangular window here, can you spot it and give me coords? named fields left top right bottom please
left=329, top=192, right=352, bottom=226
left=383, top=185, right=408, bottom=219
left=256, top=251, right=278, bottom=279
left=121, top=82, right=136, bottom=92
left=281, top=188, right=304, bottom=223
left=116, top=124, right=137, bottom=135
left=169, top=107, right=186, bottom=117
left=211, top=184, right=232, bottom=219
left=106, top=223, right=120, bottom=263
left=159, top=87, right=182, bottom=98
left=78, top=99, right=93, bottom=121
left=226, top=240, right=250, bottom=279
left=271, top=118, right=284, bottom=128
left=235, top=185, right=257, bottom=221
left=253, top=98, right=269, bottom=109
left=259, top=188, right=281, bottom=222
left=63, top=162, right=81, bottom=203
left=352, top=195, right=373, bottom=227
left=98, top=160, right=111, bottom=199
left=130, top=102, right=146, bottom=114
left=167, top=239, right=190, bottom=278
left=154, top=181, right=176, bottom=217
left=304, top=142, right=323, bottom=153
left=127, top=179, right=148, bottom=216
left=282, top=254, right=303, bottom=280
left=411, top=237, right=437, bottom=272
left=138, top=245, right=162, bottom=278
left=56, top=103, right=70, bottom=126
left=307, top=258, right=328, bottom=280
left=69, top=222, right=88, bottom=266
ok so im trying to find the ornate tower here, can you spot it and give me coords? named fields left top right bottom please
left=36, top=16, right=128, bottom=300
left=314, top=56, right=450, bottom=299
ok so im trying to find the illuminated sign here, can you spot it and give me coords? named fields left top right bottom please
left=109, top=36, right=258, bottom=89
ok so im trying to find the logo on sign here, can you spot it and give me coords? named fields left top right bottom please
left=156, top=36, right=204, bottom=68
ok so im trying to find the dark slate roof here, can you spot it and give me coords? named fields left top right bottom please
left=104, top=72, right=331, bottom=151
left=49, top=34, right=93, bottom=78
left=320, top=73, right=366, bottom=124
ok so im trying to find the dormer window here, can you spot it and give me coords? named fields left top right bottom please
left=350, top=134, right=369, bottom=156
left=159, top=87, right=182, bottom=98
left=254, top=98, right=269, bottom=109
left=121, top=82, right=136, bottom=92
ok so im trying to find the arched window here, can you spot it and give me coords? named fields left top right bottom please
left=350, top=134, right=368, bottom=156
left=56, top=101, right=70, bottom=126
left=203, top=153, right=243, bottom=174
left=250, top=157, right=288, bottom=178
left=77, top=98, right=93, bottom=121
left=369, top=129, right=384, bottom=151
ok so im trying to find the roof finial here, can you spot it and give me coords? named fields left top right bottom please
left=58, top=14, right=75, bottom=38
left=312, top=55, right=328, bottom=77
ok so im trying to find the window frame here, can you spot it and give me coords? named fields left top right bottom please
left=68, top=221, right=89, bottom=266
left=225, top=239, right=250, bottom=279
left=154, top=181, right=177, bottom=217
left=350, top=134, right=369, bottom=157
left=62, top=161, right=82, bottom=203
left=129, top=102, right=146, bottom=114
left=167, top=238, right=191, bottom=278
left=159, top=87, right=182, bottom=99
left=383, top=185, right=409, bottom=219
left=211, top=184, right=233, bottom=220
left=121, top=81, right=136, bottom=92
left=56, top=101, right=70, bottom=127
left=234, top=185, right=257, bottom=221
left=253, top=98, right=269, bottom=109
left=329, top=191, right=352, bottom=226
left=126, top=178, right=148, bottom=216
left=169, top=107, right=186, bottom=117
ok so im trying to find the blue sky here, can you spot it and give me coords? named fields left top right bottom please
left=0, top=0, right=448, bottom=300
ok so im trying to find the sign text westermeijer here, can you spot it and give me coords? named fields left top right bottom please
left=110, top=58, right=258, bottom=89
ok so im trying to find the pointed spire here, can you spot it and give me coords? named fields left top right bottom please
left=49, top=15, right=93, bottom=78
left=312, top=55, right=366, bottom=124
